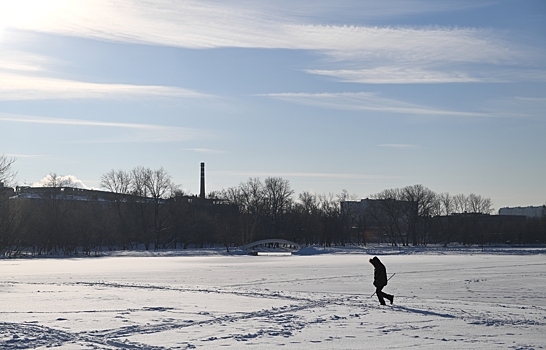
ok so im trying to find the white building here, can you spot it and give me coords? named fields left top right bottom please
left=498, top=206, right=545, bottom=218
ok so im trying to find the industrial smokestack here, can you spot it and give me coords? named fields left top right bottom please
left=199, top=162, right=205, bottom=199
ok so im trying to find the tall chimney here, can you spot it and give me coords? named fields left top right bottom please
left=199, top=162, right=205, bottom=199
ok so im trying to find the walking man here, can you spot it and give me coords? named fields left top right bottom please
left=369, top=256, right=394, bottom=305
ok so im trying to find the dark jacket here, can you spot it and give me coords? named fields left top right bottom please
left=370, top=256, right=387, bottom=288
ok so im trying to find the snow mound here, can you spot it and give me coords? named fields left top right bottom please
left=293, top=246, right=330, bottom=256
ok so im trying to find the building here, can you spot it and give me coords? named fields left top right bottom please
left=11, top=186, right=145, bottom=203
left=341, top=198, right=417, bottom=221
left=341, top=198, right=418, bottom=244
left=498, top=206, right=545, bottom=218
left=429, top=213, right=528, bottom=245
left=0, top=182, right=15, bottom=199
left=7, top=163, right=229, bottom=208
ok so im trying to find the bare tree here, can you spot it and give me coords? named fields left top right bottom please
left=220, top=177, right=294, bottom=243
left=145, top=167, right=179, bottom=249
left=264, top=177, right=294, bottom=238
left=131, top=166, right=149, bottom=197
left=122, top=166, right=180, bottom=250
left=35, top=173, right=75, bottom=254
left=337, top=189, right=359, bottom=202
left=369, top=188, right=408, bottom=245
left=220, top=178, right=265, bottom=244
left=336, top=190, right=359, bottom=245
left=100, top=169, right=134, bottom=248
left=145, top=168, right=178, bottom=201
left=402, top=185, right=435, bottom=216
left=41, top=173, right=77, bottom=188
left=0, top=155, right=21, bottom=255
left=437, top=192, right=454, bottom=216
left=318, top=193, right=343, bottom=246
left=402, top=184, right=435, bottom=245
left=0, top=154, right=17, bottom=186
left=467, top=193, right=493, bottom=214
left=117, top=167, right=151, bottom=249
left=453, top=194, right=469, bottom=213
left=295, top=191, right=322, bottom=245
left=435, top=192, right=454, bottom=245
left=101, top=169, right=132, bottom=194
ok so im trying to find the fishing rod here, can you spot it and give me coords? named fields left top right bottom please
left=370, top=273, right=396, bottom=297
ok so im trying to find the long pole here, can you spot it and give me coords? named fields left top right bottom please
left=370, top=273, right=396, bottom=297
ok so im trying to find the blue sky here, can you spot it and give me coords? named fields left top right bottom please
left=1, top=0, right=545, bottom=210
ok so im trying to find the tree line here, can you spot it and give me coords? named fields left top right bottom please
left=0, top=156, right=545, bottom=256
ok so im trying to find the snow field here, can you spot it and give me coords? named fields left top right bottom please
left=1, top=251, right=545, bottom=349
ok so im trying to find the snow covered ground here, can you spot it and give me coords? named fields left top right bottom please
left=1, top=246, right=545, bottom=349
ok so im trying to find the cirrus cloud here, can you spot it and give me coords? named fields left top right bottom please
left=259, top=92, right=490, bottom=118
left=0, top=113, right=216, bottom=143
left=0, top=71, right=209, bottom=101
left=2, top=0, right=543, bottom=86
left=2, top=1, right=527, bottom=66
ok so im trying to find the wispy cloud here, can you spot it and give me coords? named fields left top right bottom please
left=216, top=171, right=398, bottom=180
left=0, top=50, right=50, bottom=72
left=516, top=97, right=546, bottom=102
left=260, top=92, right=490, bottom=117
left=0, top=113, right=215, bottom=143
left=0, top=50, right=210, bottom=101
left=3, top=1, right=534, bottom=85
left=306, top=67, right=546, bottom=84
left=183, top=148, right=227, bottom=154
left=480, top=95, right=546, bottom=120
left=0, top=72, right=209, bottom=101
left=4, top=1, right=509, bottom=59
left=287, top=25, right=516, bottom=65
left=5, top=153, right=49, bottom=158
left=251, top=0, right=493, bottom=23
left=2, top=1, right=542, bottom=87
left=306, top=67, right=488, bottom=84
left=377, top=144, right=421, bottom=149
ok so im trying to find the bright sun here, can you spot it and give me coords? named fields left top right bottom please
left=0, top=0, right=69, bottom=36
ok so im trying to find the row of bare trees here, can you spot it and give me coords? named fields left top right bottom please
left=0, top=166, right=235, bottom=255
left=219, top=177, right=294, bottom=243
left=219, top=180, right=358, bottom=246
left=1, top=155, right=545, bottom=256
left=100, top=167, right=180, bottom=250
left=0, top=155, right=19, bottom=254
left=362, top=185, right=496, bottom=246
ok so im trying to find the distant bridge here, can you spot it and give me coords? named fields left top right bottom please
left=241, top=239, right=302, bottom=255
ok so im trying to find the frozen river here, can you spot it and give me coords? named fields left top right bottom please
left=1, top=247, right=545, bottom=349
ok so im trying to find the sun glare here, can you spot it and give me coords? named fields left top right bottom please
left=0, top=0, right=68, bottom=34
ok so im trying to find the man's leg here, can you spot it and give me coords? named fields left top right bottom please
left=384, top=292, right=394, bottom=304
left=376, top=287, right=386, bottom=305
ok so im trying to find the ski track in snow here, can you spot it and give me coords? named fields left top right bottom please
left=1, top=253, right=545, bottom=349
left=2, top=280, right=351, bottom=349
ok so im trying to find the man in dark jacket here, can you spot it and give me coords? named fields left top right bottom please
left=369, top=256, right=394, bottom=305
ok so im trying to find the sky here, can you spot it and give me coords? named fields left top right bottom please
left=0, top=0, right=545, bottom=210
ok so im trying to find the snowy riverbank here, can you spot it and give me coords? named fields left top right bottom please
left=4, top=243, right=546, bottom=259
left=1, top=248, right=545, bottom=349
